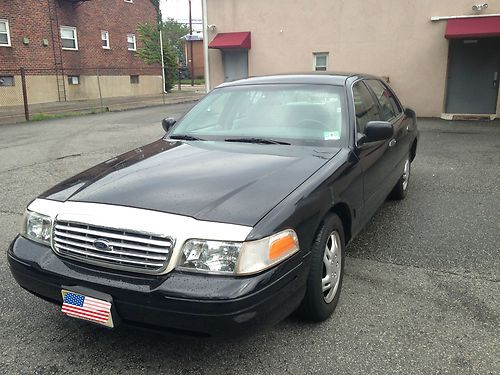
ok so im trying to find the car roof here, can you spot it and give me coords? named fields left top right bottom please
left=216, top=72, right=381, bottom=88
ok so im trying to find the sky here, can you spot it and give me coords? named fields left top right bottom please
left=160, top=0, right=203, bottom=30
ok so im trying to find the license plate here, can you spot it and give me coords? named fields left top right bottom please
left=61, top=289, right=114, bottom=328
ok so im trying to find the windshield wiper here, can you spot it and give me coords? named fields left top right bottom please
left=169, top=134, right=205, bottom=141
left=224, top=137, right=290, bottom=145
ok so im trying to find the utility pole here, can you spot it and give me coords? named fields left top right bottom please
left=189, top=0, right=194, bottom=86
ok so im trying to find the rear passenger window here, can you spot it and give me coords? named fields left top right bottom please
left=352, top=81, right=381, bottom=134
left=366, top=80, right=402, bottom=121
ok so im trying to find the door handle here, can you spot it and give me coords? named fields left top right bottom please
left=389, top=139, right=397, bottom=148
left=494, top=72, right=498, bottom=88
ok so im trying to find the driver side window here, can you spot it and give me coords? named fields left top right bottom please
left=352, top=81, right=381, bottom=134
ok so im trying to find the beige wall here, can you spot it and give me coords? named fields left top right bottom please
left=65, top=75, right=162, bottom=101
left=0, top=75, right=162, bottom=106
left=206, top=0, right=500, bottom=117
left=0, top=76, right=60, bottom=106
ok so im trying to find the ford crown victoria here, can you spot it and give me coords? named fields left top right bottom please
left=8, top=73, right=418, bottom=336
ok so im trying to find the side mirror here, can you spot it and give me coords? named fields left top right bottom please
left=364, top=121, right=393, bottom=142
left=404, top=107, right=416, bottom=119
left=161, top=117, right=176, bottom=133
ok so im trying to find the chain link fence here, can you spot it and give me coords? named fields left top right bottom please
left=0, top=67, right=167, bottom=123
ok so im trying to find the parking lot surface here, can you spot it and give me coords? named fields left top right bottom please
left=0, top=106, right=498, bottom=374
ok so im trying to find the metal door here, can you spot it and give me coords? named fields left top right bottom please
left=223, top=50, right=248, bottom=82
left=446, top=38, right=500, bottom=114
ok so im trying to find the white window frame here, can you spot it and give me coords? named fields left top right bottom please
left=0, top=19, right=12, bottom=47
left=101, top=30, right=110, bottom=49
left=68, top=76, right=80, bottom=85
left=127, top=34, right=136, bottom=51
left=313, top=52, right=329, bottom=71
left=61, top=26, right=78, bottom=51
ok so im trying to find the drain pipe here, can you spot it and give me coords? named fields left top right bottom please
left=202, top=0, right=210, bottom=93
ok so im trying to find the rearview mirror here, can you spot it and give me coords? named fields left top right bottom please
left=364, top=121, right=393, bottom=142
left=162, top=118, right=176, bottom=133
left=404, top=107, right=416, bottom=119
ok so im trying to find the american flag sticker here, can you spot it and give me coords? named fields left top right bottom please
left=61, top=290, right=113, bottom=328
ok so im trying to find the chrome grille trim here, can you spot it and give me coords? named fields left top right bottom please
left=53, top=230, right=169, bottom=254
left=55, top=224, right=172, bottom=247
left=52, top=221, right=173, bottom=272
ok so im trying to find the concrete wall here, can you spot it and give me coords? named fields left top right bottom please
left=0, top=76, right=59, bottom=106
left=0, top=75, right=162, bottom=106
left=65, top=75, right=162, bottom=101
left=206, top=0, right=500, bottom=117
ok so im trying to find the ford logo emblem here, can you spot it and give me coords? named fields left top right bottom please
left=93, top=239, right=113, bottom=251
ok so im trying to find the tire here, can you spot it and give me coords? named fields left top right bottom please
left=389, top=155, right=411, bottom=200
left=299, top=213, right=345, bottom=322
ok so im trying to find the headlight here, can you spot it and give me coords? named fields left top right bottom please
left=177, top=229, right=299, bottom=275
left=22, top=210, right=52, bottom=245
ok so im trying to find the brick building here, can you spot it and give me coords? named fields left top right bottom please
left=0, top=0, right=161, bottom=106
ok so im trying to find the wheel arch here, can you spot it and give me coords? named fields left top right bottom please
left=410, top=138, right=417, bottom=162
left=329, top=202, right=352, bottom=245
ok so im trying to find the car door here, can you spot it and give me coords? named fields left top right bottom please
left=351, top=80, right=393, bottom=225
left=365, top=79, right=409, bottom=188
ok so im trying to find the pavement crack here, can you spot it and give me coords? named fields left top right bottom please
left=0, top=209, right=23, bottom=216
left=347, top=255, right=499, bottom=283
left=56, top=153, right=82, bottom=160
left=0, top=151, right=109, bottom=174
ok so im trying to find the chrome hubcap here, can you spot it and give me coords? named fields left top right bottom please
left=322, top=231, right=342, bottom=303
left=402, top=158, right=410, bottom=190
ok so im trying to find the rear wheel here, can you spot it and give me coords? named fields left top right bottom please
left=300, top=214, right=345, bottom=321
left=390, top=155, right=410, bottom=200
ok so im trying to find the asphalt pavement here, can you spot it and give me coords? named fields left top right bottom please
left=0, top=106, right=498, bottom=374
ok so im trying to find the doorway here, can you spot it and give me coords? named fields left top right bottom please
left=223, top=50, right=248, bottom=82
left=445, top=37, right=500, bottom=114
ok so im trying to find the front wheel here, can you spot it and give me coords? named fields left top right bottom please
left=299, top=214, right=345, bottom=322
left=390, top=156, right=411, bottom=200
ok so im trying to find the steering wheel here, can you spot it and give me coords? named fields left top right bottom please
left=293, top=119, right=329, bottom=131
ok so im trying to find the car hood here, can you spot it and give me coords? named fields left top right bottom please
left=41, top=139, right=340, bottom=226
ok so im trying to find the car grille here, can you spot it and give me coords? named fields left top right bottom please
left=52, top=220, right=173, bottom=273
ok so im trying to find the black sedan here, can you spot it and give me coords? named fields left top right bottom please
left=8, top=73, right=418, bottom=336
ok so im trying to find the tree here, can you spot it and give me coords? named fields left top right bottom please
left=137, top=23, right=178, bottom=92
left=162, top=18, right=190, bottom=63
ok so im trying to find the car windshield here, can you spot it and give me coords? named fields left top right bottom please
left=170, top=84, right=348, bottom=147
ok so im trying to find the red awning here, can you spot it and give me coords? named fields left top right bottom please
left=208, top=32, right=251, bottom=49
left=445, top=16, right=500, bottom=39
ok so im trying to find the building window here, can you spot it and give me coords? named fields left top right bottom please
left=0, top=19, right=11, bottom=47
left=61, top=26, right=78, bottom=50
left=101, top=31, right=110, bottom=49
left=130, top=75, right=139, bottom=84
left=0, top=75, right=14, bottom=86
left=68, top=76, right=80, bottom=85
left=313, top=53, right=329, bottom=71
left=127, top=34, right=136, bottom=51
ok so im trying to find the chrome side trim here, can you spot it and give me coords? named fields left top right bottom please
left=28, top=198, right=253, bottom=275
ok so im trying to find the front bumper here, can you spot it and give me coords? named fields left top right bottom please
left=8, top=236, right=307, bottom=337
